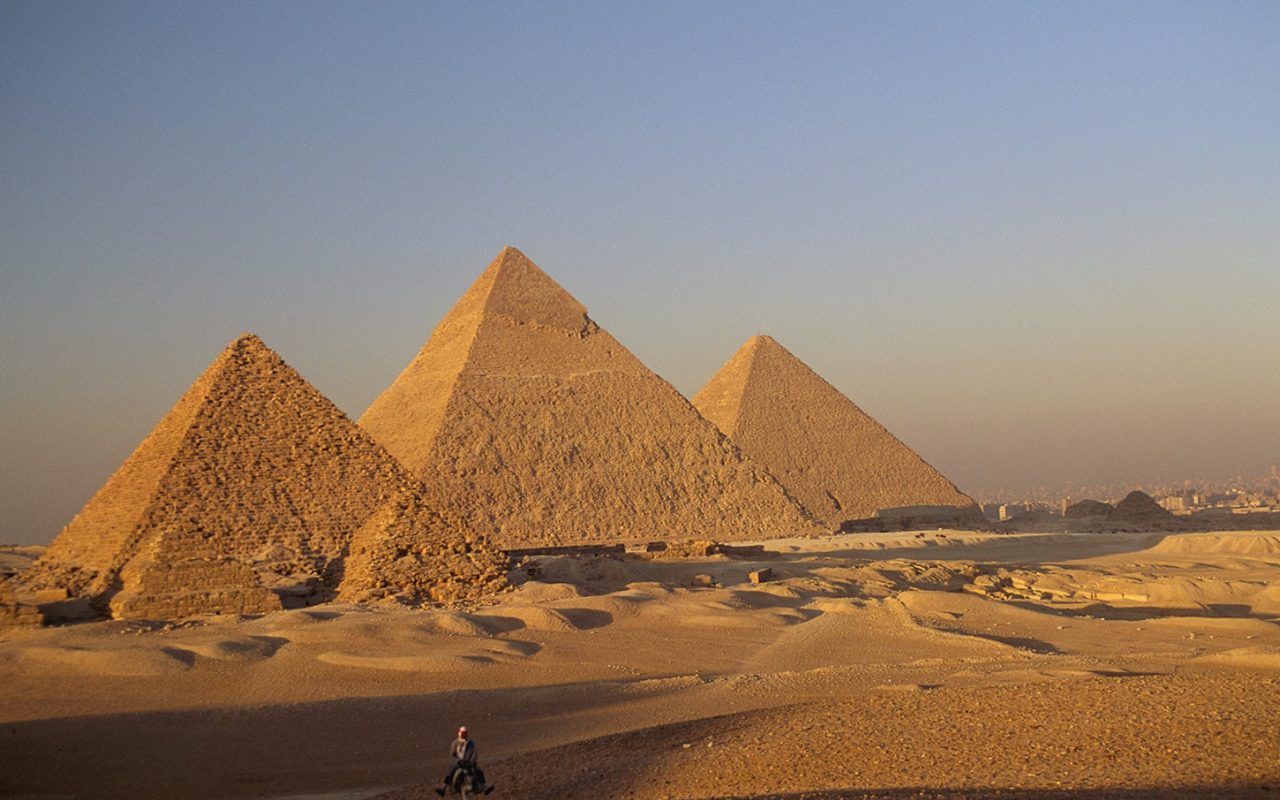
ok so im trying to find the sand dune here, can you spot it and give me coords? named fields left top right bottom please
left=178, top=635, right=285, bottom=663
left=317, top=638, right=535, bottom=672
left=1150, top=532, right=1280, bottom=555
left=2, top=530, right=1279, bottom=799
left=0, top=643, right=193, bottom=677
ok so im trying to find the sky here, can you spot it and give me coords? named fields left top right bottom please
left=2, top=1, right=1278, bottom=545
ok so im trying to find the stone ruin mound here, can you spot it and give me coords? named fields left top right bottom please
left=1060, top=492, right=1180, bottom=531
left=0, top=576, right=43, bottom=628
left=358, top=247, right=819, bottom=547
left=693, top=335, right=980, bottom=527
left=19, top=334, right=507, bottom=621
left=1064, top=499, right=1114, bottom=519
left=337, top=490, right=510, bottom=605
left=1111, top=490, right=1172, bottom=520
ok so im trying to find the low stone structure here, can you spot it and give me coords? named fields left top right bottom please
left=840, top=505, right=980, bottom=532
left=504, top=544, right=627, bottom=560
left=0, top=577, right=44, bottom=627
left=660, top=541, right=722, bottom=558
left=109, top=557, right=283, bottom=620
left=718, top=544, right=768, bottom=558
left=643, top=540, right=771, bottom=559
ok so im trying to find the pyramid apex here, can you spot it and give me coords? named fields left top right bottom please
left=218, top=333, right=285, bottom=367
left=744, top=334, right=789, bottom=354
left=465, top=247, right=590, bottom=332
left=729, top=335, right=797, bottom=374
left=230, top=332, right=267, bottom=350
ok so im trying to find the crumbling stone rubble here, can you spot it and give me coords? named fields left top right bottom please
left=337, top=490, right=509, bottom=606
left=0, top=577, right=44, bottom=627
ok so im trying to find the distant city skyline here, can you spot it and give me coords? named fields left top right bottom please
left=975, top=465, right=1280, bottom=506
left=3, top=2, right=1278, bottom=545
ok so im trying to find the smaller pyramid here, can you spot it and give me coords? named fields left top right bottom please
left=693, top=336, right=979, bottom=526
left=337, top=490, right=510, bottom=605
left=1109, top=490, right=1172, bottom=521
left=22, top=334, right=503, bottom=619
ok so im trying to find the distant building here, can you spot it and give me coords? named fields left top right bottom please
left=999, top=503, right=1029, bottom=521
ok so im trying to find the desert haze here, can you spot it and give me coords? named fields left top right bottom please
left=2, top=529, right=1280, bottom=799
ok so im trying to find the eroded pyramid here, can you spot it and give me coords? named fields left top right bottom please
left=23, top=334, right=506, bottom=619
left=358, top=247, right=819, bottom=546
left=692, top=335, right=979, bottom=526
left=337, top=490, right=510, bottom=605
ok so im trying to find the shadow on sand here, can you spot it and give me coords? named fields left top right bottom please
left=705, top=785, right=1276, bottom=799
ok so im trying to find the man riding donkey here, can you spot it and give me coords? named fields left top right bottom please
left=436, top=725, right=493, bottom=795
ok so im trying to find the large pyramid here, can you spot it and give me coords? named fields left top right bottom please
left=23, top=334, right=507, bottom=619
left=358, top=247, right=819, bottom=546
left=692, top=335, right=979, bottom=527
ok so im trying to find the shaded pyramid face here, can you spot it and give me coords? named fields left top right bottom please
left=693, top=336, right=978, bottom=526
left=24, top=334, right=498, bottom=616
left=359, top=247, right=819, bottom=546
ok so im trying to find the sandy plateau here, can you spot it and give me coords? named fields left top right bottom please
left=3, top=530, right=1280, bottom=800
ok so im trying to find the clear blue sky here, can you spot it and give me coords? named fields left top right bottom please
left=3, top=1, right=1278, bottom=544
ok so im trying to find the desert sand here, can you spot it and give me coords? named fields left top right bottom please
left=2, top=529, right=1279, bottom=800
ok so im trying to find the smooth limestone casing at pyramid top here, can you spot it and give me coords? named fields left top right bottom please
left=358, top=247, right=821, bottom=547
left=22, top=334, right=509, bottom=620
left=693, top=335, right=979, bottom=527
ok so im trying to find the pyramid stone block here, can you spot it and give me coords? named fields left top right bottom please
left=693, top=335, right=979, bottom=527
left=359, top=247, right=819, bottom=546
left=22, top=334, right=504, bottom=619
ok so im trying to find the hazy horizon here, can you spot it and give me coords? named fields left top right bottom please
left=3, top=2, right=1278, bottom=545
